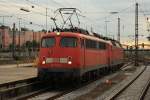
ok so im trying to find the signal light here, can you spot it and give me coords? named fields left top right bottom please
left=20, top=8, right=30, bottom=12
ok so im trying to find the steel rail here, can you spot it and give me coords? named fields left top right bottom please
left=13, top=87, right=51, bottom=100
left=0, top=77, right=37, bottom=90
left=108, top=66, right=146, bottom=100
left=120, top=62, right=133, bottom=70
left=15, top=84, right=78, bottom=100
left=0, top=78, right=46, bottom=100
left=138, top=72, right=150, bottom=100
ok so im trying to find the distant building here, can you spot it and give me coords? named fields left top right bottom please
left=0, top=25, right=46, bottom=49
left=0, top=25, right=11, bottom=49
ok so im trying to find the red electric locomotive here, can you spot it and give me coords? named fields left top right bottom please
left=37, top=30, right=124, bottom=80
left=37, top=8, right=124, bottom=80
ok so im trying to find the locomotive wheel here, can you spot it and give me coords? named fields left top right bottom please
left=37, top=71, right=45, bottom=80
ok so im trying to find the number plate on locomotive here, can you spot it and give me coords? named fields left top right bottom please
left=46, top=58, right=53, bottom=63
left=60, top=58, right=68, bottom=63
left=53, top=58, right=60, bottom=62
left=46, top=58, right=68, bottom=63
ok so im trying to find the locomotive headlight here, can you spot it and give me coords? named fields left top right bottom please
left=42, top=60, right=46, bottom=64
left=56, top=32, right=60, bottom=36
left=68, top=61, right=72, bottom=64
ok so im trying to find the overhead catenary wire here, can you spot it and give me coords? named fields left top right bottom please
left=0, top=0, right=135, bottom=33
left=79, top=3, right=135, bottom=34
left=0, top=0, right=149, bottom=40
left=0, top=12, right=45, bottom=30
left=0, top=1, right=51, bottom=30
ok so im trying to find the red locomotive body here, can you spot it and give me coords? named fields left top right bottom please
left=37, top=31, right=124, bottom=79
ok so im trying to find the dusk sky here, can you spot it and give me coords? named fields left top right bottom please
left=0, top=0, right=150, bottom=45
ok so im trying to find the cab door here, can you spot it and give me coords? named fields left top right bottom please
left=80, top=38, right=85, bottom=68
left=108, top=44, right=112, bottom=66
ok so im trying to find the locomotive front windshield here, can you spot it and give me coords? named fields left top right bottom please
left=41, top=37, right=55, bottom=48
left=61, top=37, right=77, bottom=47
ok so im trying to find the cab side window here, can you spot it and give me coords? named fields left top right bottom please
left=61, top=37, right=77, bottom=48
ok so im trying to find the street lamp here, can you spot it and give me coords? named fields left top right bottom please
left=147, top=17, right=150, bottom=22
left=147, top=17, right=150, bottom=32
left=105, top=12, right=119, bottom=38
left=110, top=12, right=118, bottom=14
left=105, top=18, right=110, bottom=37
left=18, top=18, right=21, bottom=54
left=20, top=8, right=30, bottom=12
left=20, top=6, right=48, bottom=33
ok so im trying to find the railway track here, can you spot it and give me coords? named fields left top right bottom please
left=0, top=77, right=47, bottom=100
left=138, top=72, right=150, bottom=100
left=0, top=76, right=94, bottom=100
left=0, top=78, right=68, bottom=100
left=31, top=63, right=132, bottom=100
left=108, top=66, right=146, bottom=100
left=0, top=77, right=36, bottom=90
left=25, top=89, right=73, bottom=100
left=14, top=65, right=129, bottom=100
left=15, top=85, right=74, bottom=100
left=16, top=78, right=98, bottom=100
left=98, top=65, right=150, bottom=100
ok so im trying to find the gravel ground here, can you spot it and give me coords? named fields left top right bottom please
left=56, top=73, right=120, bottom=100
left=56, top=65, right=137, bottom=100
left=28, top=91, right=61, bottom=100
left=96, top=65, right=144, bottom=100
left=115, top=66, right=150, bottom=100
left=74, top=72, right=127, bottom=100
